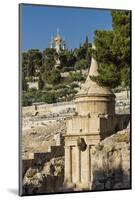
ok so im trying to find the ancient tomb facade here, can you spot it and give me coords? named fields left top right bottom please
left=64, top=45, right=116, bottom=190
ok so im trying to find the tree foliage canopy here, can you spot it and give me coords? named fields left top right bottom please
left=92, top=11, right=131, bottom=89
left=22, top=49, right=42, bottom=77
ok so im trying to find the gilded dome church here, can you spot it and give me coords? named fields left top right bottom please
left=49, top=28, right=66, bottom=53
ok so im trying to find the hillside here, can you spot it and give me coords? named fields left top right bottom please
left=22, top=126, right=130, bottom=194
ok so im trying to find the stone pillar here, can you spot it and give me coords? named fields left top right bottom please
left=90, top=146, right=95, bottom=189
left=76, top=147, right=81, bottom=183
left=89, top=146, right=92, bottom=182
left=65, top=146, right=72, bottom=184
left=85, top=145, right=91, bottom=186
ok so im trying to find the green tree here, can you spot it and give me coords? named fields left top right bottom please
left=22, top=49, right=42, bottom=77
left=59, top=50, right=68, bottom=68
left=59, top=50, right=76, bottom=70
left=38, top=75, right=44, bottom=90
left=68, top=72, right=85, bottom=82
left=66, top=51, right=76, bottom=67
left=49, top=69, right=61, bottom=85
left=74, top=36, right=91, bottom=69
left=91, top=63, right=121, bottom=88
left=41, top=48, right=57, bottom=85
left=42, top=91, right=56, bottom=104
left=22, top=71, right=28, bottom=91
left=120, top=67, right=130, bottom=97
left=73, top=47, right=86, bottom=61
left=42, top=48, right=57, bottom=65
left=22, top=52, right=28, bottom=75
left=111, top=11, right=130, bottom=92
left=75, top=59, right=88, bottom=71
left=92, top=11, right=131, bottom=89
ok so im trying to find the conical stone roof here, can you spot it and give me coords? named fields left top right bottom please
left=75, top=44, right=115, bottom=98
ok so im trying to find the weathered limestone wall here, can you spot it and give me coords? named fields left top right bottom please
left=67, top=115, right=100, bottom=135
left=22, top=101, right=75, bottom=117
left=91, top=129, right=130, bottom=190
left=75, top=96, right=115, bottom=116
left=66, top=113, right=130, bottom=140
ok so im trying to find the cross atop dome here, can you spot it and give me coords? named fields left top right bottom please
left=57, top=28, right=60, bottom=36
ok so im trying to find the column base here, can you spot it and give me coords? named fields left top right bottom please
left=63, top=180, right=74, bottom=188
left=63, top=180, right=91, bottom=191
left=75, top=182, right=91, bottom=190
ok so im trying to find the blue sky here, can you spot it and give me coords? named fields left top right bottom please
left=21, top=4, right=112, bottom=52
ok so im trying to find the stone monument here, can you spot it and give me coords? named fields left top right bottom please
left=64, top=44, right=116, bottom=190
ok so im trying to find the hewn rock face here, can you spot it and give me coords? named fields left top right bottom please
left=91, top=128, right=130, bottom=190
left=23, top=157, right=64, bottom=194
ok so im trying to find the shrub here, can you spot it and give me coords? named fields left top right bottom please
left=68, top=72, right=85, bottom=82
left=42, top=91, right=56, bottom=104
